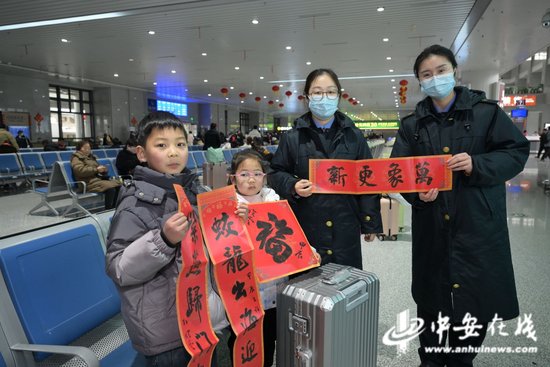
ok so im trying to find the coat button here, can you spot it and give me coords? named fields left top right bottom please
left=153, top=197, right=158, bottom=202
left=138, top=192, right=144, bottom=197
left=442, top=146, right=450, bottom=153
left=325, top=220, right=333, bottom=227
left=444, top=214, right=450, bottom=221
left=364, top=215, right=371, bottom=221
left=452, top=283, right=460, bottom=289
left=326, top=249, right=333, bottom=255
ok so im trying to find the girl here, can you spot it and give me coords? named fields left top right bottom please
left=230, top=149, right=282, bottom=367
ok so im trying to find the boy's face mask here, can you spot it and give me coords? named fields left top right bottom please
left=420, top=72, right=455, bottom=100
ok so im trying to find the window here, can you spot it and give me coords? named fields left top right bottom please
left=49, top=85, right=94, bottom=141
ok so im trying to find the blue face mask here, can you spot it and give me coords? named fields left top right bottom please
left=308, top=97, right=339, bottom=120
left=420, top=72, right=455, bottom=99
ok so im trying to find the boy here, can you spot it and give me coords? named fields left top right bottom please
left=106, top=112, right=228, bottom=367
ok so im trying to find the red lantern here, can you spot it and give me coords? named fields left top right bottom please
left=239, top=92, right=246, bottom=99
left=342, top=93, right=349, bottom=99
left=353, top=101, right=358, bottom=106
left=271, top=85, right=280, bottom=94
left=399, top=80, right=408, bottom=86
left=220, top=87, right=229, bottom=96
left=278, top=103, right=284, bottom=109
left=254, top=96, right=261, bottom=103
left=400, top=86, right=408, bottom=92
left=348, top=98, right=353, bottom=103
left=268, top=100, right=274, bottom=105
left=285, top=90, right=292, bottom=98
left=130, top=116, right=138, bottom=126
left=297, top=95, right=304, bottom=101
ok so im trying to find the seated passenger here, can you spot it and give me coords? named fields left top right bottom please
left=70, top=140, right=120, bottom=209
left=115, top=137, right=140, bottom=176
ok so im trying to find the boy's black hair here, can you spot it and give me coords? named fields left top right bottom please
left=303, top=68, right=342, bottom=99
left=230, top=149, right=270, bottom=173
left=413, top=44, right=458, bottom=79
left=136, top=111, right=187, bottom=146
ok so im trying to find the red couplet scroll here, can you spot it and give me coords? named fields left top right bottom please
left=174, top=184, right=218, bottom=367
left=197, top=185, right=264, bottom=367
left=244, top=200, right=320, bottom=283
left=310, top=155, right=452, bottom=194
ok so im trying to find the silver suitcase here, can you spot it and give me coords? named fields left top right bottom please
left=277, top=263, right=379, bottom=367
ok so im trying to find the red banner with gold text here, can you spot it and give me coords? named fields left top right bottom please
left=174, top=185, right=218, bottom=367
left=310, top=155, right=452, bottom=194
left=197, top=186, right=264, bottom=367
left=244, top=200, right=320, bottom=283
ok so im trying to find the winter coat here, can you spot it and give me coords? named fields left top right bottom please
left=390, top=87, right=529, bottom=322
left=70, top=151, right=120, bottom=192
left=269, top=111, right=382, bottom=269
left=106, top=165, right=228, bottom=356
left=115, top=148, right=140, bottom=176
left=203, top=129, right=222, bottom=150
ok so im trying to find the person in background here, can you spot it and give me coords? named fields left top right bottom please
left=269, top=68, right=382, bottom=269
left=106, top=111, right=228, bottom=366
left=227, top=149, right=283, bottom=367
left=251, top=137, right=272, bottom=162
left=41, top=139, right=57, bottom=151
left=103, top=133, right=114, bottom=146
left=241, top=136, right=253, bottom=149
left=15, top=130, right=32, bottom=148
left=248, top=125, right=261, bottom=139
left=71, top=140, right=121, bottom=209
left=390, top=44, right=529, bottom=367
left=0, top=122, right=19, bottom=153
left=187, top=130, right=195, bottom=147
left=56, top=138, right=67, bottom=151
left=115, top=137, right=140, bottom=176
left=536, top=128, right=548, bottom=159
left=203, top=123, right=222, bottom=150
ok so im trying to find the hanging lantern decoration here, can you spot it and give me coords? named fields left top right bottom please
left=399, top=81, right=408, bottom=105
left=353, top=101, right=359, bottom=106
left=399, top=79, right=409, bottom=86
left=285, top=90, right=292, bottom=98
left=271, top=85, right=280, bottom=94
left=254, top=96, right=261, bottom=103
left=342, top=93, right=349, bottom=99
left=34, top=113, right=44, bottom=127
left=239, top=92, right=246, bottom=100
left=220, top=87, right=229, bottom=96
left=268, top=100, right=274, bottom=105
left=347, top=97, right=354, bottom=103
left=400, top=86, right=408, bottom=93
left=278, top=103, right=284, bottom=109
left=297, top=95, right=305, bottom=101
left=130, top=116, right=138, bottom=126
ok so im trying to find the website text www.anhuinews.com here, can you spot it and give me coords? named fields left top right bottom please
left=424, top=345, right=538, bottom=354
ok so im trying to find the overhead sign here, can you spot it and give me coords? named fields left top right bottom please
left=354, top=121, right=400, bottom=130
left=501, top=95, right=537, bottom=107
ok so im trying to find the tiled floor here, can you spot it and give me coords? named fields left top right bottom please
left=1, top=156, right=548, bottom=366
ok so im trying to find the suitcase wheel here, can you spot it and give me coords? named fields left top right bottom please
left=377, top=234, right=386, bottom=241
left=391, top=234, right=398, bottom=241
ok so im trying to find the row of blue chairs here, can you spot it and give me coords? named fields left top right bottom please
left=0, top=150, right=123, bottom=186
left=0, top=211, right=144, bottom=367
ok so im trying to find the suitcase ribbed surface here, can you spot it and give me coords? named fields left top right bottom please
left=277, top=263, right=379, bottom=367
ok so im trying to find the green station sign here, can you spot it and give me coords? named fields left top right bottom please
left=354, top=121, right=400, bottom=130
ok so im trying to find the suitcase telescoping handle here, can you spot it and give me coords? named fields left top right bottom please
left=322, top=267, right=369, bottom=312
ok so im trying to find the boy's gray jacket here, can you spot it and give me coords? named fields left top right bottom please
left=106, top=166, right=228, bottom=356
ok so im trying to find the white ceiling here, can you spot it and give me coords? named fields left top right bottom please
left=0, top=0, right=549, bottom=121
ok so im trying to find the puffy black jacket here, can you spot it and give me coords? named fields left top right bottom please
left=269, top=111, right=382, bottom=269
left=390, top=87, right=529, bottom=322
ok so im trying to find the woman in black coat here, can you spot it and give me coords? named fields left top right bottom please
left=390, top=45, right=529, bottom=367
left=268, top=68, right=382, bottom=269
